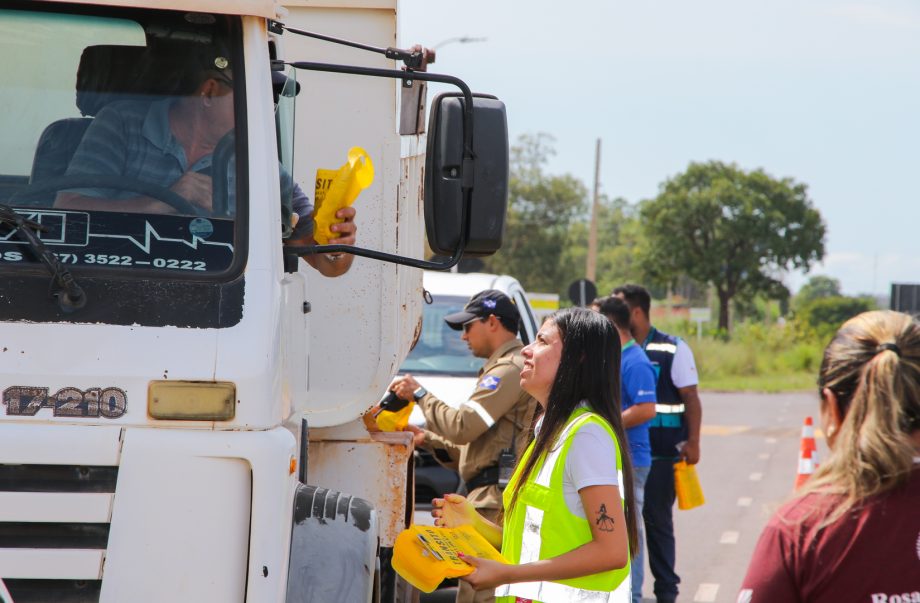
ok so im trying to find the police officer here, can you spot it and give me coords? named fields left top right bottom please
left=390, top=289, right=537, bottom=603
left=613, top=284, right=702, bottom=603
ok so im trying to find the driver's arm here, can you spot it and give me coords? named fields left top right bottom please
left=285, top=209, right=355, bottom=277
left=55, top=169, right=212, bottom=214
left=55, top=191, right=170, bottom=213
left=284, top=181, right=356, bottom=277
left=52, top=103, right=212, bottom=214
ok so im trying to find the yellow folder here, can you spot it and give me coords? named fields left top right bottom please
left=393, top=524, right=507, bottom=593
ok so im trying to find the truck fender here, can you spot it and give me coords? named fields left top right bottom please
left=286, top=484, right=378, bottom=603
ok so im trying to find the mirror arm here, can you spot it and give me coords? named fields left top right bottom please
left=284, top=242, right=465, bottom=270
left=269, top=22, right=427, bottom=69
left=278, top=60, right=476, bottom=271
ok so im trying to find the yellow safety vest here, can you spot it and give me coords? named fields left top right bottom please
left=495, top=408, right=631, bottom=603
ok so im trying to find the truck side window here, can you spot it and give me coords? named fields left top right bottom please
left=274, top=67, right=298, bottom=177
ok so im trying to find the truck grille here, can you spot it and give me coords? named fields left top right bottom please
left=1, top=580, right=101, bottom=603
left=0, top=464, right=118, bottom=603
left=0, top=465, right=117, bottom=493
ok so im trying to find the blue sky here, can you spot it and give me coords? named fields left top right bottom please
left=400, top=0, right=920, bottom=296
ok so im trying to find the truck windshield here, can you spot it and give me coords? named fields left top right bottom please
left=400, top=296, right=485, bottom=377
left=0, top=5, right=243, bottom=277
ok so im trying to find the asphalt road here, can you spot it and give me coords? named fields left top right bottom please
left=419, top=391, right=827, bottom=603
left=640, top=390, right=826, bottom=603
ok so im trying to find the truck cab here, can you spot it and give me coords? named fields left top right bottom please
left=0, top=2, right=508, bottom=601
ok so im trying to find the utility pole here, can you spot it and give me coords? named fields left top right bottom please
left=586, top=138, right=601, bottom=281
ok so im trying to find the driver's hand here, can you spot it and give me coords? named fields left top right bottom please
left=327, top=206, right=357, bottom=245
left=171, top=171, right=213, bottom=213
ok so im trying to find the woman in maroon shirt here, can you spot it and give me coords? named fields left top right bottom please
left=739, top=311, right=920, bottom=603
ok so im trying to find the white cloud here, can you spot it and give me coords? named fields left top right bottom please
left=828, top=2, right=920, bottom=31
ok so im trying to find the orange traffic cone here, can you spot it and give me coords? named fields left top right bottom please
left=794, top=416, right=819, bottom=489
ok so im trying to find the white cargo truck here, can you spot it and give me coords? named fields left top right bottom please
left=0, top=1, right=509, bottom=601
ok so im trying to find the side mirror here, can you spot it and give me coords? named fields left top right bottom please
left=424, top=93, right=509, bottom=257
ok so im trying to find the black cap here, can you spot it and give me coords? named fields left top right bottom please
left=444, top=289, right=520, bottom=330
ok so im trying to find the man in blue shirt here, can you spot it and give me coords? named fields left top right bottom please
left=613, top=284, right=702, bottom=603
left=596, top=295, right=657, bottom=603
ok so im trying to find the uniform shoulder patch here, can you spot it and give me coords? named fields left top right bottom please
left=477, top=375, right=501, bottom=390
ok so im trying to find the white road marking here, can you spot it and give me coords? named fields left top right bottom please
left=766, top=437, right=777, bottom=444
left=694, top=583, right=720, bottom=602
left=720, top=531, right=740, bottom=544
left=749, top=472, right=763, bottom=481
left=758, top=452, right=770, bottom=460
left=737, top=497, right=753, bottom=507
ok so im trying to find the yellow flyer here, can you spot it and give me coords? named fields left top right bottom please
left=674, top=460, right=705, bottom=510
left=393, top=524, right=507, bottom=593
left=313, top=146, right=374, bottom=244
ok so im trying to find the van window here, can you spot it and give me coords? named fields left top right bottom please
left=400, top=295, right=485, bottom=377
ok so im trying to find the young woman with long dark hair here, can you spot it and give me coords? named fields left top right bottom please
left=431, top=307, right=638, bottom=602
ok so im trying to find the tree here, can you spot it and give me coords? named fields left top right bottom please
left=796, top=295, right=876, bottom=340
left=640, top=161, right=825, bottom=333
left=561, top=195, right=648, bottom=297
left=483, top=134, right=588, bottom=293
left=794, top=275, right=841, bottom=308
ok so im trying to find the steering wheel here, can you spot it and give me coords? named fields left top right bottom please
left=11, top=174, right=205, bottom=216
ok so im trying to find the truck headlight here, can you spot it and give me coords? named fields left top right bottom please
left=148, top=381, right=236, bottom=421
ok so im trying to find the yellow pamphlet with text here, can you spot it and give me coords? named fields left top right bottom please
left=393, top=524, right=507, bottom=593
left=313, top=146, right=374, bottom=244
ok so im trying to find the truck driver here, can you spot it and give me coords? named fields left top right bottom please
left=53, top=42, right=355, bottom=277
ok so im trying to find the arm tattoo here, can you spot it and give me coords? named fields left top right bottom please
left=595, top=503, right=615, bottom=532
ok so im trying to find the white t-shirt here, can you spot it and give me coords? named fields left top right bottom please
left=534, top=412, right=620, bottom=518
left=671, top=339, right=699, bottom=389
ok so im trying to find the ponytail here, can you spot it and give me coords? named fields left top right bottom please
left=799, top=311, right=920, bottom=524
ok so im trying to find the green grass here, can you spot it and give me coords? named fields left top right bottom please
left=701, top=372, right=817, bottom=393
left=654, top=319, right=824, bottom=393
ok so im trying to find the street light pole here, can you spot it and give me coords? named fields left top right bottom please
left=432, top=36, right=487, bottom=51
left=586, top=138, right=601, bottom=282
